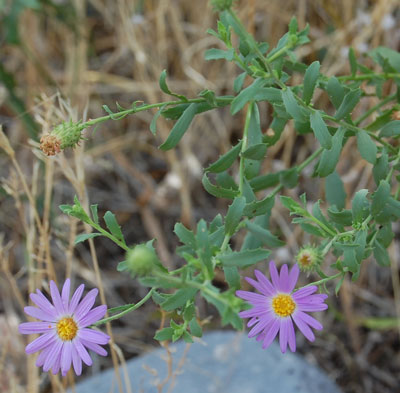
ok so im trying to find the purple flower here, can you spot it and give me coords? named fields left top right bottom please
left=236, top=261, right=328, bottom=353
left=19, top=279, right=109, bottom=376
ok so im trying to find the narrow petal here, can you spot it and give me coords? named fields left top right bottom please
left=295, top=311, right=323, bottom=330
left=24, top=306, right=55, bottom=322
left=292, top=286, right=318, bottom=300
left=254, top=270, right=276, bottom=296
left=297, top=303, right=328, bottom=312
left=71, top=344, right=82, bottom=376
left=287, top=319, right=296, bottom=352
left=69, top=284, right=85, bottom=314
left=248, top=314, right=274, bottom=338
left=247, top=317, right=258, bottom=328
left=74, top=289, right=98, bottom=321
left=25, top=332, right=57, bottom=354
left=279, top=264, right=290, bottom=292
left=239, top=307, right=269, bottom=319
left=43, top=339, right=63, bottom=372
left=262, top=318, right=280, bottom=349
left=80, top=339, right=108, bottom=356
left=269, top=261, right=281, bottom=291
left=61, top=279, right=71, bottom=314
left=288, top=264, right=300, bottom=292
left=292, top=312, right=315, bottom=342
left=296, top=294, right=328, bottom=304
left=73, top=338, right=93, bottom=366
left=61, top=341, right=73, bottom=376
left=77, top=305, right=107, bottom=327
left=36, top=344, right=53, bottom=367
left=235, top=290, right=268, bottom=303
left=30, top=291, right=57, bottom=317
left=279, top=318, right=289, bottom=353
left=79, top=328, right=110, bottom=345
left=50, top=281, right=64, bottom=314
left=19, top=322, right=55, bottom=335
left=52, top=353, right=62, bottom=375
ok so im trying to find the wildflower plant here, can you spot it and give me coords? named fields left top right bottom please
left=20, top=0, right=400, bottom=372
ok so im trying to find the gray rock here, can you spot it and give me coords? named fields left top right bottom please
left=71, top=331, right=342, bottom=393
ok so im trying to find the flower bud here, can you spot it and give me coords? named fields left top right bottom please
left=40, top=121, right=85, bottom=156
left=296, top=245, right=322, bottom=272
left=126, top=244, right=160, bottom=277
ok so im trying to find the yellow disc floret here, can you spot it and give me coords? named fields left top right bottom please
left=56, top=317, right=78, bottom=341
left=272, top=294, right=296, bottom=317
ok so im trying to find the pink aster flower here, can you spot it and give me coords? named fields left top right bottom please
left=19, top=279, right=110, bottom=376
left=236, top=261, right=328, bottom=353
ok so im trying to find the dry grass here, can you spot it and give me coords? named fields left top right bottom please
left=0, top=1, right=399, bottom=392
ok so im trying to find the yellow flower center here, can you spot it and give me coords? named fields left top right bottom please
left=56, top=317, right=78, bottom=341
left=272, top=294, right=296, bottom=317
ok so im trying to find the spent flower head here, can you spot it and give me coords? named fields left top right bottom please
left=126, top=244, right=160, bottom=277
left=236, top=261, right=328, bottom=353
left=19, top=279, right=109, bottom=376
left=296, top=245, right=322, bottom=272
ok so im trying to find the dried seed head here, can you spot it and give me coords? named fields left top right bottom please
left=296, top=245, right=322, bottom=272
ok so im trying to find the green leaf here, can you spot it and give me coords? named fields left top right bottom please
left=348, top=48, right=357, bottom=76
left=326, top=77, right=345, bottom=109
left=174, top=223, right=196, bottom=248
left=117, top=260, right=128, bottom=272
left=202, top=173, right=239, bottom=199
left=241, top=143, right=267, bottom=160
left=161, top=287, right=199, bottom=312
left=189, top=318, right=202, bottom=337
left=373, top=150, right=389, bottom=185
left=159, top=69, right=187, bottom=101
left=223, top=266, right=241, bottom=289
left=246, top=221, right=284, bottom=248
left=75, top=233, right=102, bottom=244
left=204, top=48, right=234, bottom=61
left=279, top=168, right=298, bottom=188
left=371, top=180, right=390, bottom=217
left=310, top=111, right=332, bottom=149
left=327, top=208, right=353, bottom=226
left=303, top=61, right=320, bottom=104
left=280, top=196, right=304, bottom=215
left=316, top=127, right=345, bottom=177
left=357, top=131, right=377, bottom=164
left=90, top=204, right=99, bottom=224
left=196, top=220, right=213, bottom=275
left=335, top=89, right=361, bottom=120
left=205, top=140, right=242, bottom=173
left=351, top=189, right=370, bottom=224
left=342, top=248, right=359, bottom=274
left=379, top=120, right=400, bottom=137
left=159, top=103, right=198, bottom=150
left=104, top=211, right=125, bottom=242
left=249, top=173, right=280, bottom=192
left=219, top=248, right=271, bottom=268
left=225, top=197, right=246, bottom=236
left=368, top=47, right=400, bottom=72
left=234, top=72, right=247, bottom=93
left=373, top=239, right=390, bottom=266
left=243, top=195, right=275, bottom=218
left=150, top=104, right=167, bottom=135
left=154, top=327, right=174, bottom=341
left=325, top=171, right=346, bottom=210
left=281, top=88, right=307, bottom=122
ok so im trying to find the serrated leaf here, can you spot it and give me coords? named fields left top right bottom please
left=159, top=103, right=198, bottom=150
left=310, top=111, right=332, bottom=149
left=154, top=327, right=174, bottom=341
left=246, top=221, right=284, bottom=248
left=202, top=173, right=239, bottom=199
left=205, top=140, right=242, bottom=173
left=371, top=180, right=390, bottom=217
left=161, top=287, right=199, bottom=312
left=241, top=143, right=267, bottom=160
left=225, top=197, right=246, bottom=236
left=357, top=131, right=377, bottom=164
left=219, top=248, right=270, bottom=268
left=75, top=233, right=102, bottom=244
left=351, top=189, right=370, bottom=224
left=223, top=266, right=241, bottom=289
left=303, top=61, right=320, bottom=104
left=280, top=196, right=304, bottom=214
left=104, top=211, right=124, bottom=242
left=174, top=223, right=196, bottom=248
left=327, top=208, right=353, bottom=226
left=335, top=89, right=361, bottom=120
left=243, top=195, right=275, bottom=218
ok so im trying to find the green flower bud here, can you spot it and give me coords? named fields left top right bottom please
left=210, top=0, right=237, bottom=12
left=296, top=245, right=322, bottom=272
left=126, top=244, right=160, bottom=277
left=40, top=120, right=85, bottom=156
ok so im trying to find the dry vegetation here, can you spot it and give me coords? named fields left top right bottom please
left=0, top=0, right=400, bottom=392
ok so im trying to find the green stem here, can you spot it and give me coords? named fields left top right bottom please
left=92, top=288, right=154, bottom=326
left=88, top=219, right=130, bottom=252
left=303, top=272, right=343, bottom=288
left=239, top=101, right=253, bottom=195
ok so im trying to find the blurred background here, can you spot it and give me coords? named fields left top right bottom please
left=0, top=1, right=399, bottom=392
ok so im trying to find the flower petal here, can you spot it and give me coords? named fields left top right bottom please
left=50, top=281, right=64, bottom=314
left=292, top=312, right=315, bottom=342
left=297, top=303, right=328, bottom=312
left=254, top=270, right=276, bottom=296
left=287, top=318, right=296, bottom=352
left=288, top=264, right=300, bottom=292
left=78, top=305, right=107, bottom=327
left=36, top=344, right=53, bottom=367
left=73, top=338, right=93, bottom=366
left=68, top=284, right=84, bottom=315
left=19, top=322, right=55, bottom=335
left=269, top=261, right=281, bottom=291
left=248, top=314, right=274, bottom=338
left=74, top=289, right=98, bottom=321
left=43, top=339, right=63, bottom=372
left=236, top=290, right=268, bottom=303
left=52, top=352, right=62, bottom=375
left=61, top=279, right=71, bottom=314
left=24, top=306, right=56, bottom=322
left=71, top=343, right=82, bottom=376
left=80, top=339, right=108, bottom=357
left=279, top=264, right=289, bottom=292
left=295, top=311, right=323, bottom=330
left=25, top=332, right=57, bottom=354
left=292, top=286, right=318, bottom=300
left=279, top=318, right=289, bottom=353
left=79, top=328, right=110, bottom=345
left=262, top=318, right=280, bottom=349
left=30, top=290, right=57, bottom=317
left=61, top=341, right=73, bottom=376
